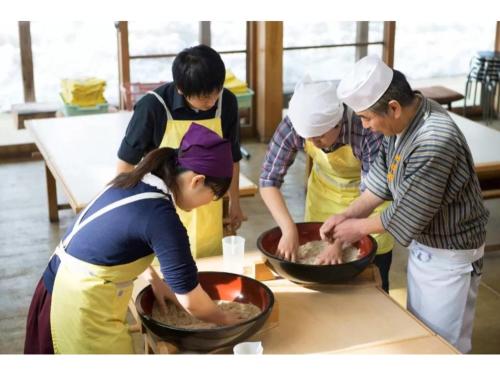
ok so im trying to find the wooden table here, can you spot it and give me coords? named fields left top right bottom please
left=416, top=86, right=464, bottom=110
left=25, top=112, right=258, bottom=222
left=451, top=113, right=500, bottom=200
left=131, top=252, right=458, bottom=355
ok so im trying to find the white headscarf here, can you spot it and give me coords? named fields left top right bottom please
left=287, top=76, right=344, bottom=139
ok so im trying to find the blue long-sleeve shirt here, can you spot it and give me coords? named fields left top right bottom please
left=42, top=175, right=198, bottom=294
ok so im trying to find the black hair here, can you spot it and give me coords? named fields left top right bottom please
left=172, top=44, right=226, bottom=98
left=110, top=148, right=231, bottom=200
left=368, top=69, right=416, bottom=115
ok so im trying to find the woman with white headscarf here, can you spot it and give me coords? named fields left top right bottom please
left=259, top=76, right=394, bottom=292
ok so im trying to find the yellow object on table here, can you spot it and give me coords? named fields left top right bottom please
left=224, top=70, right=248, bottom=94
left=61, top=77, right=107, bottom=107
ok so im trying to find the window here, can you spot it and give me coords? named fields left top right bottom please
left=283, top=21, right=385, bottom=96
left=128, top=21, right=198, bottom=83
left=211, top=22, right=247, bottom=82
left=128, top=22, right=248, bottom=85
left=394, top=21, right=496, bottom=94
left=0, top=22, right=23, bottom=111
left=30, top=21, right=119, bottom=105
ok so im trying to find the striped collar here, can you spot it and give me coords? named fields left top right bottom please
left=393, top=94, right=430, bottom=150
left=141, top=173, right=169, bottom=194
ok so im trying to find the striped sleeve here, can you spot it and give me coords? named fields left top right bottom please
left=380, top=135, right=457, bottom=247
left=364, top=138, right=393, bottom=200
left=259, top=116, right=304, bottom=188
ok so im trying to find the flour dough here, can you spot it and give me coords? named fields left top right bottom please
left=152, top=300, right=262, bottom=329
left=296, top=240, right=360, bottom=264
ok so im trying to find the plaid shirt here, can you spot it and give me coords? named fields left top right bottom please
left=259, top=107, right=384, bottom=191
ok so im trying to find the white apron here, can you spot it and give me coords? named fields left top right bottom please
left=407, top=240, right=484, bottom=353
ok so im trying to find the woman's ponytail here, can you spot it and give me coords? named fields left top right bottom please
left=110, top=148, right=180, bottom=190
left=110, top=146, right=231, bottom=200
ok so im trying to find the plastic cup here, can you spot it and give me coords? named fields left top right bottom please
left=222, top=236, right=245, bottom=274
left=233, top=341, right=263, bottom=355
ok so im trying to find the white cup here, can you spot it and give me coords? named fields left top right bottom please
left=222, top=235, right=245, bottom=274
left=233, top=341, right=263, bottom=355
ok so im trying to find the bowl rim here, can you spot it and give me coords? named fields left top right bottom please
left=256, top=222, right=377, bottom=268
left=135, top=271, right=275, bottom=333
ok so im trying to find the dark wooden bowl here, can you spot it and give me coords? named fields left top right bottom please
left=135, top=271, right=275, bottom=352
left=257, top=222, right=377, bottom=284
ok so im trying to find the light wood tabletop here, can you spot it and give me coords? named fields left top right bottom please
left=26, top=112, right=257, bottom=222
left=450, top=112, right=500, bottom=179
left=131, top=252, right=458, bottom=355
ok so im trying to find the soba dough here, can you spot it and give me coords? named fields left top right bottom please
left=296, top=240, right=360, bottom=264
left=152, top=300, right=261, bottom=329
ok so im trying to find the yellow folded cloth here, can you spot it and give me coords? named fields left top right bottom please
left=224, top=70, right=248, bottom=94
left=61, top=78, right=107, bottom=107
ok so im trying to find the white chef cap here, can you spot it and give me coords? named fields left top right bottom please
left=337, top=55, right=393, bottom=112
left=287, top=75, right=344, bottom=139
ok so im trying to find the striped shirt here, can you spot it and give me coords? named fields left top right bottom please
left=259, top=106, right=384, bottom=190
left=365, top=95, right=489, bottom=250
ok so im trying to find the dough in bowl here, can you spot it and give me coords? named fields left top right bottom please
left=296, top=240, right=360, bottom=264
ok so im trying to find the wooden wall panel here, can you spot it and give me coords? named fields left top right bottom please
left=18, top=21, right=35, bottom=102
left=383, top=21, right=396, bottom=68
left=253, top=21, right=283, bottom=143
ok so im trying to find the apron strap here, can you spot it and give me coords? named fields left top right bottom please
left=62, top=192, right=168, bottom=249
left=215, top=92, right=223, bottom=118
left=74, top=185, right=113, bottom=228
left=346, top=107, right=353, bottom=146
left=148, top=90, right=223, bottom=120
left=147, top=91, right=172, bottom=121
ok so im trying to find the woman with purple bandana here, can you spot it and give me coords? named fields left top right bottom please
left=24, top=123, right=241, bottom=354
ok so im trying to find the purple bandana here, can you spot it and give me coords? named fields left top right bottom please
left=177, top=123, right=233, bottom=178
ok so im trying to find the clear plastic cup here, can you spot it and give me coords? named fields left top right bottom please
left=222, top=235, right=245, bottom=274
left=233, top=341, right=263, bottom=354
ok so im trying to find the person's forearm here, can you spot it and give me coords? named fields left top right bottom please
left=175, top=284, right=226, bottom=324
left=141, top=266, right=181, bottom=306
left=227, top=162, right=240, bottom=204
left=116, top=159, right=135, bottom=175
left=343, top=189, right=386, bottom=219
left=260, top=186, right=296, bottom=232
left=359, top=215, right=385, bottom=235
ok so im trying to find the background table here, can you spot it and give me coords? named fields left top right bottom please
left=26, top=112, right=257, bottom=222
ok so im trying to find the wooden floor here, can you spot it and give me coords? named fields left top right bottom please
left=1, top=116, right=500, bottom=353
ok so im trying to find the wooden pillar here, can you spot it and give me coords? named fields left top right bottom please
left=382, top=21, right=396, bottom=68
left=18, top=21, right=36, bottom=102
left=355, top=21, right=369, bottom=61
left=495, top=22, right=500, bottom=114
left=244, top=21, right=257, bottom=137
left=199, top=21, right=211, bottom=46
left=495, top=21, right=500, bottom=52
left=116, top=21, right=130, bottom=110
left=250, top=21, right=283, bottom=143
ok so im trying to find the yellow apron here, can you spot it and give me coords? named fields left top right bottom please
left=148, top=91, right=224, bottom=258
left=50, top=187, right=164, bottom=353
left=303, top=110, right=393, bottom=255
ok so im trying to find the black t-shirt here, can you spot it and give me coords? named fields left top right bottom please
left=117, top=82, right=242, bottom=165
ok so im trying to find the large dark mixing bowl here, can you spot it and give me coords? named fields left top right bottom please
left=257, top=222, right=377, bottom=284
left=135, top=271, right=275, bottom=352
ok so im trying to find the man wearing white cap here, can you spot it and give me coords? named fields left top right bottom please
left=259, top=76, right=394, bottom=292
left=320, top=55, right=489, bottom=353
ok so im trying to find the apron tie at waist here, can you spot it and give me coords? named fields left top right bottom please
left=409, top=240, right=484, bottom=265
left=54, top=244, right=98, bottom=278
left=54, top=244, right=135, bottom=288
